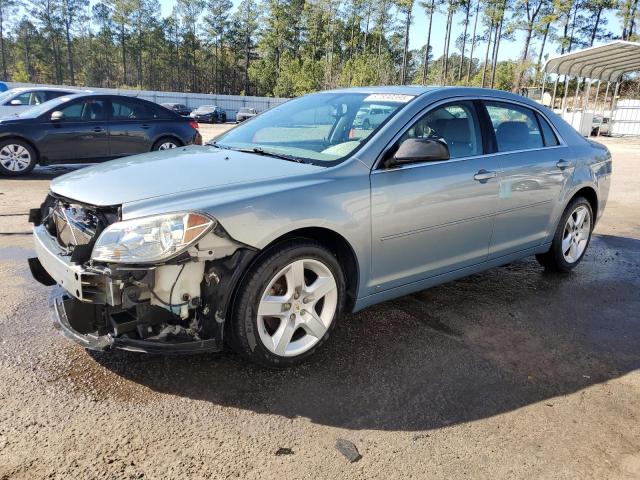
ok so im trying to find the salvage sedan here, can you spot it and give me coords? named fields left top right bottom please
left=29, top=86, right=611, bottom=367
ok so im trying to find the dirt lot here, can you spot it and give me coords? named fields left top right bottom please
left=0, top=131, right=638, bottom=479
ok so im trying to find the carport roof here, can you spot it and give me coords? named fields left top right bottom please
left=544, top=41, right=640, bottom=82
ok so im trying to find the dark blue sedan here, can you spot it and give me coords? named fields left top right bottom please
left=0, top=93, right=202, bottom=176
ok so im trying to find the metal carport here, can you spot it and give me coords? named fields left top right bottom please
left=542, top=41, right=640, bottom=136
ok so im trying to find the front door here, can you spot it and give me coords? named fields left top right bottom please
left=369, top=101, right=501, bottom=292
left=39, top=98, right=109, bottom=162
left=481, top=101, right=572, bottom=257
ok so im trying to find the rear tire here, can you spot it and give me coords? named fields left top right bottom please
left=228, top=240, right=345, bottom=368
left=0, top=139, right=37, bottom=176
left=151, top=137, right=182, bottom=151
left=536, top=196, right=593, bottom=272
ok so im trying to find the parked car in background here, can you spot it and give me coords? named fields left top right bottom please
left=0, top=93, right=201, bottom=175
left=160, top=103, right=192, bottom=116
left=591, top=113, right=611, bottom=136
left=236, top=107, right=258, bottom=122
left=353, top=104, right=395, bottom=129
left=190, top=105, right=227, bottom=123
left=0, top=87, right=85, bottom=117
left=28, top=86, right=611, bottom=368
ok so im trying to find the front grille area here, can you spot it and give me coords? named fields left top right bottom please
left=38, top=195, right=120, bottom=259
left=53, top=204, right=100, bottom=248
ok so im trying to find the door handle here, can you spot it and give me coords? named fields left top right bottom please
left=141, top=124, right=151, bottom=129
left=473, top=170, right=497, bottom=182
left=92, top=127, right=104, bottom=133
left=556, top=159, right=572, bottom=169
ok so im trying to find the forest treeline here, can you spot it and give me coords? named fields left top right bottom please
left=0, top=0, right=638, bottom=97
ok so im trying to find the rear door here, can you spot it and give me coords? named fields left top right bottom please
left=38, top=97, right=110, bottom=162
left=108, top=97, right=154, bottom=156
left=480, top=100, right=571, bottom=257
left=369, top=100, right=502, bottom=292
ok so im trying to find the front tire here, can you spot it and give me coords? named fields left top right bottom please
left=536, top=196, right=593, bottom=272
left=0, top=139, right=37, bottom=176
left=228, top=240, right=345, bottom=368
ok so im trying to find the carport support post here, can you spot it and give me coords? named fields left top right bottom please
left=571, top=77, right=582, bottom=128
left=561, top=76, right=570, bottom=113
left=598, top=82, right=611, bottom=136
left=551, top=76, right=559, bottom=110
left=609, top=81, right=620, bottom=133
left=540, top=72, right=547, bottom=103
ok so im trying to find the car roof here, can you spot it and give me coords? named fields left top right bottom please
left=321, top=85, right=438, bottom=96
left=9, top=86, right=89, bottom=93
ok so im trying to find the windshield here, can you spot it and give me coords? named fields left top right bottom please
left=196, top=106, right=215, bottom=113
left=214, top=92, right=413, bottom=165
left=16, top=94, right=83, bottom=118
left=0, top=90, right=17, bottom=104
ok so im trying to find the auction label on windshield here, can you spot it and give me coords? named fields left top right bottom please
left=364, top=94, right=414, bottom=103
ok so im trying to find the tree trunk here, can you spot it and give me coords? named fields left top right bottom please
left=481, top=23, right=493, bottom=87
left=442, top=7, right=453, bottom=84
left=457, top=0, right=471, bottom=81
left=466, top=0, right=480, bottom=85
left=0, top=13, right=6, bottom=80
left=64, top=23, right=75, bottom=85
left=422, top=0, right=435, bottom=84
left=121, top=25, right=127, bottom=85
left=536, top=22, right=549, bottom=72
left=490, top=14, right=503, bottom=88
left=400, top=5, right=412, bottom=85
left=590, top=8, right=602, bottom=46
left=515, top=25, right=533, bottom=91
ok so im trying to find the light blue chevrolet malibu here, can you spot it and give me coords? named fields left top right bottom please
left=29, top=86, right=612, bottom=367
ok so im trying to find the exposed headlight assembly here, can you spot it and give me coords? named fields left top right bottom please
left=91, top=212, right=215, bottom=264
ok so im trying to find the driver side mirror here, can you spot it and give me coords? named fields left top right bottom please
left=10, top=99, right=22, bottom=106
left=388, top=138, right=450, bottom=167
left=50, top=111, right=64, bottom=121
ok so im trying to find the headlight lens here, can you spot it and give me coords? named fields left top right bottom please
left=91, top=212, right=215, bottom=263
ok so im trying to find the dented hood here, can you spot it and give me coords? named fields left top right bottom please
left=50, top=146, right=324, bottom=206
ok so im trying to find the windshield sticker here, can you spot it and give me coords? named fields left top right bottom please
left=364, top=94, right=414, bottom=103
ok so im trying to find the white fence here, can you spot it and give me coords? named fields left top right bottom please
left=610, top=99, right=640, bottom=136
left=6, top=82, right=290, bottom=121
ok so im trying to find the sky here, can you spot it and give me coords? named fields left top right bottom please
left=155, top=0, right=623, bottom=65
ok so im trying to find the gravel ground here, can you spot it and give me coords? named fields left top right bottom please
left=0, top=131, right=638, bottom=480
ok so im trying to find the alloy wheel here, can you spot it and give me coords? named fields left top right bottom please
left=158, top=142, right=178, bottom=150
left=562, top=205, right=591, bottom=263
left=0, top=144, right=31, bottom=172
left=257, top=258, right=338, bottom=357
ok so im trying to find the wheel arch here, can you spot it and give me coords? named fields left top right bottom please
left=151, top=134, right=184, bottom=150
left=252, top=226, right=360, bottom=313
left=569, top=185, right=598, bottom=221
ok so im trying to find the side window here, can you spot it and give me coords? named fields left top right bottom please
left=484, top=101, right=544, bottom=152
left=10, top=91, right=32, bottom=105
left=45, top=91, right=68, bottom=101
left=536, top=112, right=559, bottom=146
left=31, top=91, right=46, bottom=105
left=399, top=101, right=483, bottom=159
left=58, top=99, right=107, bottom=121
left=111, top=98, right=150, bottom=120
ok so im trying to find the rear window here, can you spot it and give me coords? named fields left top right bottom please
left=536, top=112, right=560, bottom=146
left=484, top=101, right=544, bottom=152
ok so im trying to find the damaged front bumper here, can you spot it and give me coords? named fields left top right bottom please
left=29, top=199, right=258, bottom=354
left=50, top=287, right=221, bottom=354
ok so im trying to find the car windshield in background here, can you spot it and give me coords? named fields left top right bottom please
left=214, top=92, right=413, bottom=165
left=13, top=95, right=81, bottom=118
left=195, top=106, right=215, bottom=113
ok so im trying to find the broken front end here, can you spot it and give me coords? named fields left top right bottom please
left=29, top=195, right=257, bottom=353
